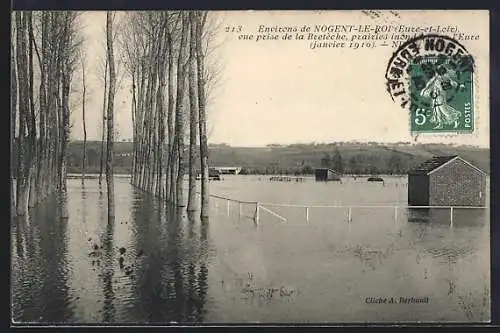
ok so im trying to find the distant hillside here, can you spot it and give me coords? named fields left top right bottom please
left=62, top=141, right=490, bottom=175
left=206, top=142, right=489, bottom=175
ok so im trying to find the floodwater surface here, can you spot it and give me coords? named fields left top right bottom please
left=11, top=175, right=490, bottom=324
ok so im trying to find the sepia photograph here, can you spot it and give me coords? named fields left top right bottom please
left=10, top=9, right=490, bottom=324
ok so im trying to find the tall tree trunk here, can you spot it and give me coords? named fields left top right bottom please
left=144, top=40, right=158, bottom=194
left=149, top=32, right=161, bottom=196
left=166, top=33, right=175, bottom=203
left=34, top=12, right=48, bottom=203
left=106, top=11, right=116, bottom=218
left=46, top=12, right=59, bottom=197
left=11, top=39, right=18, bottom=214
left=140, top=57, right=152, bottom=192
left=195, top=11, right=210, bottom=219
left=60, top=68, right=71, bottom=220
left=60, top=55, right=72, bottom=205
left=137, top=61, right=147, bottom=190
left=99, top=58, right=108, bottom=187
left=81, top=57, right=87, bottom=182
left=141, top=54, right=152, bottom=193
left=59, top=14, right=72, bottom=203
left=27, top=11, right=37, bottom=209
left=55, top=14, right=66, bottom=195
left=156, top=23, right=167, bottom=198
left=155, top=24, right=168, bottom=198
left=45, top=14, right=54, bottom=198
left=187, top=12, right=199, bottom=212
left=131, top=70, right=137, bottom=185
left=175, top=13, right=189, bottom=208
left=55, top=69, right=62, bottom=193
left=15, top=12, right=28, bottom=216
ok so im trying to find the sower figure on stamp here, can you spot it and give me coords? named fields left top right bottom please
left=420, top=65, right=464, bottom=129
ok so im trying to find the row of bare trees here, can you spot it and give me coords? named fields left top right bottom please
left=11, top=11, right=216, bottom=220
left=11, top=11, right=82, bottom=217
left=79, top=11, right=118, bottom=218
left=120, top=11, right=211, bottom=218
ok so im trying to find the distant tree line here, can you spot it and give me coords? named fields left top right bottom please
left=41, top=140, right=488, bottom=177
left=237, top=149, right=407, bottom=175
left=58, top=148, right=404, bottom=176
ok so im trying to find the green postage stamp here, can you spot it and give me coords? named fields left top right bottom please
left=385, top=34, right=475, bottom=133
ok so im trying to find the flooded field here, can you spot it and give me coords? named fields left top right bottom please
left=11, top=175, right=490, bottom=324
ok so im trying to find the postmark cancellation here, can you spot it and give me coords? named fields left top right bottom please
left=385, top=34, right=475, bottom=134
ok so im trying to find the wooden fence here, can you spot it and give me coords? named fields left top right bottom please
left=205, top=193, right=487, bottom=227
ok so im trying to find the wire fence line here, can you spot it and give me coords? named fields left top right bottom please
left=203, top=192, right=488, bottom=225
left=182, top=187, right=488, bottom=226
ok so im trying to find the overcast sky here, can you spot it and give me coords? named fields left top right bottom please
left=71, top=10, right=489, bottom=147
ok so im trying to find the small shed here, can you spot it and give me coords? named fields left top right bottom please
left=208, top=168, right=221, bottom=180
left=196, top=168, right=221, bottom=180
left=315, top=168, right=341, bottom=181
left=408, top=155, right=487, bottom=207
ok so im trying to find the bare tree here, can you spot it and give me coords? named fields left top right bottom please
left=27, top=11, right=38, bottom=208
left=121, top=12, right=178, bottom=201
left=118, top=15, right=139, bottom=186
left=80, top=50, right=87, bottom=181
left=117, top=10, right=218, bottom=215
left=195, top=11, right=210, bottom=219
left=165, top=12, right=180, bottom=204
left=33, top=11, right=48, bottom=204
left=174, top=12, right=189, bottom=208
left=187, top=11, right=199, bottom=212
left=15, top=11, right=29, bottom=216
left=99, top=57, right=108, bottom=187
left=106, top=11, right=116, bottom=218
left=11, top=23, right=18, bottom=214
left=11, top=11, right=81, bottom=217
left=58, top=12, right=82, bottom=204
left=120, top=12, right=148, bottom=191
left=97, top=15, right=124, bottom=187
left=154, top=13, right=169, bottom=198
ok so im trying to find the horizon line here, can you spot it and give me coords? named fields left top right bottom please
left=67, top=139, right=488, bottom=149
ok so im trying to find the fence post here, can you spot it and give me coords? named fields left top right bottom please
left=226, top=199, right=230, bottom=216
left=450, top=207, right=454, bottom=227
left=238, top=202, right=242, bottom=218
left=306, top=207, right=309, bottom=223
left=254, top=204, right=260, bottom=225
left=348, top=207, right=352, bottom=223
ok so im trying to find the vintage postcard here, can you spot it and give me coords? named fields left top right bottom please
left=10, top=10, right=489, bottom=324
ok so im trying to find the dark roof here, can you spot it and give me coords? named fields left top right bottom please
left=408, top=155, right=458, bottom=175
left=315, top=168, right=339, bottom=173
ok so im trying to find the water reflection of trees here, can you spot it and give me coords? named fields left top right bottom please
left=98, top=214, right=116, bottom=322
left=197, top=218, right=209, bottom=322
left=12, top=214, right=29, bottom=321
left=11, top=194, right=73, bottom=323
left=127, top=191, right=209, bottom=323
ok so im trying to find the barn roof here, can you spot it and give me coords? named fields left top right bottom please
left=408, top=155, right=458, bottom=175
left=315, top=168, right=339, bottom=173
left=408, top=155, right=486, bottom=176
